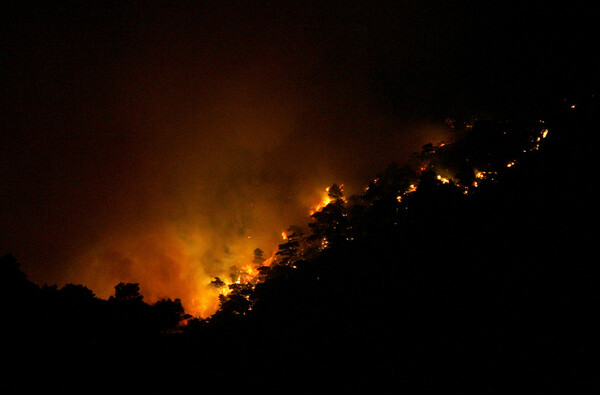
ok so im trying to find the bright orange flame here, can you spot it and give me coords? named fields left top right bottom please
left=262, top=250, right=277, bottom=267
left=281, top=231, right=288, bottom=240
left=309, top=187, right=333, bottom=215
left=242, top=264, right=258, bottom=279
left=436, top=174, right=451, bottom=184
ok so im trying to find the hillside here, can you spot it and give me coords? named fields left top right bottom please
left=1, top=93, right=596, bottom=393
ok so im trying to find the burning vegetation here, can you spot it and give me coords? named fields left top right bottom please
left=3, top=98, right=596, bottom=393
left=201, top=117, right=552, bottom=321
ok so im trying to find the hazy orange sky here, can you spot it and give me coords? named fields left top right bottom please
left=1, top=2, right=593, bottom=315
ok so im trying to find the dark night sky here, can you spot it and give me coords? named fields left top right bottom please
left=1, top=1, right=596, bottom=314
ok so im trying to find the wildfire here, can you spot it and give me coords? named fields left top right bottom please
left=436, top=175, right=451, bottom=184
left=527, top=126, right=550, bottom=152
left=201, top=122, right=552, bottom=317
left=262, top=249, right=277, bottom=266
left=397, top=184, right=417, bottom=202
left=242, top=264, right=258, bottom=279
left=210, top=246, right=279, bottom=300
left=309, top=186, right=333, bottom=216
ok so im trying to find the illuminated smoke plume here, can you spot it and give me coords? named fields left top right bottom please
left=1, top=3, right=455, bottom=316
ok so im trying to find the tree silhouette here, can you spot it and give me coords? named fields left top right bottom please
left=3, top=97, right=595, bottom=393
left=276, top=225, right=306, bottom=266
left=112, top=282, right=143, bottom=302
left=60, top=283, right=96, bottom=301
left=0, top=253, right=37, bottom=294
left=210, top=276, right=227, bottom=292
left=308, top=184, right=348, bottom=248
left=152, top=298, right=186, bottom=332
left=213, top=282, right=253, bottom=321
left=252, top=248, right=266, bottom=266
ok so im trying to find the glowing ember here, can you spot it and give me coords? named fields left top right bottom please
left=436, top=175, right=451, bottom=184
left=397, top=184, right=417, bottom=202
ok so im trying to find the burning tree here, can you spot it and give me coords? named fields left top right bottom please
left=200, top=115, right=556, bottom=327
left=276, top=225, right=306, bottom=266
left=252, top=248, right=266, bottom=266
left=308, top=184, right=348, bottom=249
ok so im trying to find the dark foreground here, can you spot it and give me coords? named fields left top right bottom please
left=2, top=96, right=597, bottom=393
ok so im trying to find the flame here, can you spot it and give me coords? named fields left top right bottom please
left=397, top=184, right=417, bottom=202
left=261, top=249, right=277, bottom=267
left=436, top=175, right=451, bottom=184
left=71, top=121, right=550, bottom=320
left=215, top=248, right=278, bottom=299
left=218, top=286, right=231, bottom=297
left=309, top=186, right=333, bottom=215
left=242, top=264, right=258, bottom=281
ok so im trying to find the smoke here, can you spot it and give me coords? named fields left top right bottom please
left=2, top=2, right=453, bottom=316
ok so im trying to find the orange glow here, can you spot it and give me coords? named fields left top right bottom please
left=65, top=208, right=289, bottom=318
left=309, top=187, right=333, bottom=215
left=5, top=0, right=479, bottom=329
left=240, top=264, right=258, bottom=283
left=261, top=250, right=277, bottom=267
left=436, top=174, right=451, bottom=184
left=28, top=116, right=453, bottom=321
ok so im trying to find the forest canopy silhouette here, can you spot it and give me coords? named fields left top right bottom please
left=2, top=1, right=597, bottom=393
left=2, top=94, right=596, bottom=392
left=2, top=1, right=596, bottom=318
